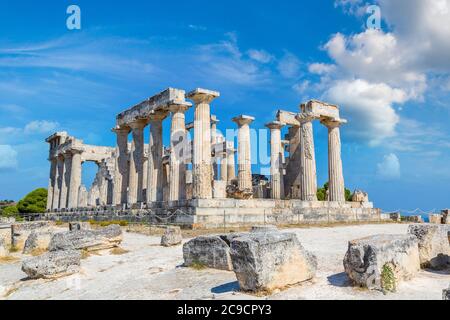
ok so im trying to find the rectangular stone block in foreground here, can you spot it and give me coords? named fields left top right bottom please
left=230, top=232, right=317, bottom=292
left=343, top=234, right=420, bottom=291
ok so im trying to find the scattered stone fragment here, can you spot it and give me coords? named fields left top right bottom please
left=21, top=250, right=81, bottom=279
left=251, top=225, right=278, bottom=233
left=0, top=237, right=8, bottom=257
left=183, top=236, right=233, bottom=271
left=69, top=222, right=91, bottom=232
left=343, top=234, right=420, bottom=291
left=230, top=232, right=317, bottom=292
left=161, top=226, right=182, bottom=247
left=11, top=222, right=51, bottom=251
left=49, top=225, right=122, bottom=252
left=443, top=284, right=450, bottom=300
left=23, top=231, right=53, bottom=254
left=429, top=214, right=443, bottom=225
left=407, top=224, right=450, bottom=269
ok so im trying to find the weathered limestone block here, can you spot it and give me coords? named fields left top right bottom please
left=403, top=215, right=424, bottom=223
left=49, top=225, right=122, bottom=252
left=429, top=214, right=443, bottom=225
left=69, top=222, right=91, bottom=232
left=11, top=222, right=51, bottom=251
left=444, top=284, right=450, bottom=300
left=343, top=234, right=420, bottom=290
left=230, top=232, right=317, bottom=292
left=213, top=180, right=227, bottom=199
left=22, top=250, right=81, bottom=279
left=161, top=226, right=182, bottom=247
left=0, top=237, right=8, bottom=257
left=389, top=212, right=401, bottom=222
left=0, top=217, right=15, bottom=224
left=23, top=231, right=53, bottom=254
left=352, top=190, right=369, bottom=202
left=442, top=209, right=450, bottom=224
left=251, top=225, right=278, bottom=233
left=183, top=236, right=233, bottom=271
left=407, top=224, right=450, bottom=269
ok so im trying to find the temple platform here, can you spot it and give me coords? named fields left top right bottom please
left=43, top=199, right=386, bottom=229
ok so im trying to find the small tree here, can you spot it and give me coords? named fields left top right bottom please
left=1, top=205, right=19, bottom=217
left=17, top=188, right=47, bottom=214
left=317, top=182, right=353, bottom=201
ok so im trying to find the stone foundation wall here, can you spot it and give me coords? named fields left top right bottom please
left=42, top=199, right=383, bottom=229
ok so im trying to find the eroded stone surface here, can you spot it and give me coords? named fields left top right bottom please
left=183, top=236, right=233, bottom=271
left=11, top=222, right=51, bottom=251
left=23, top=231, right=53, bottom=254
left=343, top=234, right=420, bottom=290
left=69, top=222, right=91, bottom=232
left=22, top=250, right=81, bottom=279
left=407, top=224, right=450, bottom=269
left=161, top=226, right=182, bottom=247
left=230, top=232, right=317, bottom=292
left=49, top=225, right=122, bottom=252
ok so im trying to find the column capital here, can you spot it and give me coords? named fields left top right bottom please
left=148, top=111, right=169, bottom=122
left=128, top=119, right=147, bottom=130
left=168, top=101, right=192, bottom=113
left=112, top=125, right=131, bottom=134
left=187, top=88, right=220, bottom=104
left=232, top=115, right=255, bottom=126
left=211, top=115, right=220, bottom=125
left=321, top=118, right=348, bottom=129
left=265, top=121, right=285, bottom=130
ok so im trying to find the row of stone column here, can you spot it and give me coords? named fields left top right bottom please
left=47, top=150, right=82, bottom=210
left=266, top=115, right=346, bottom=202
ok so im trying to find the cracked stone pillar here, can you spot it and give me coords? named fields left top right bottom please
left=232, top=115, right=255, bottom=193
left=112, top=126, right=130, bottom=206
left=52, top=155, right=64, bottom=210
left=58, top=154, right=72, bottom=210
left=211, top=115, right=219, bottom=180
left=296, top=113, right=318, bottom=201
left=322, top=119, right=346, bottom=202
left=147, top=114, right=166, bottom=203
left=266, top=121, right=285, bottom=199
left=67, top=150, right=82, bottom=209
left=128, top=119, right=146, bottom=205
left=46, top=158, right=57, bottom=210
left=187, top=88, right=220, bottom=199
left=169, top=102, right=191, bottom=201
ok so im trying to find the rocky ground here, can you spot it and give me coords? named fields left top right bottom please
left=0, top=223, right=448, bottom=300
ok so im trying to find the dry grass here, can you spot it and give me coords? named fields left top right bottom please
left=188, top=261, right=208, bottom=271
left=89, top=220, right=128, bottom=227
left=110, top=247, right=129, bottom=255
left=0, top=255, right=19, bottom=264
left=80, top=250, right=90, bottom=260
left=30, top=248, right=47, bottom=257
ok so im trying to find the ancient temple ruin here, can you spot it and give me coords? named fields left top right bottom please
left=46, top=88, right=381, bottom=228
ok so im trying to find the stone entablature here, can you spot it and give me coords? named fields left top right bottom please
left=46, top=87, right=376, bottom=226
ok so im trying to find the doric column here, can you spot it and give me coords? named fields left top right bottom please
left=147, top=114, right=166, bottom=203
left=266, top=121, right=285, bottom=199
left=296, top=113, right=318, bottom=201
left=46, top=158, right=57, bottom=210
left=211, top=115, right=219, bottom=180
left=59, top=155, right=70, bottom=209
left=322, top=119, right=346, bottom=202
left=67, top=150, right=82, bottom=209
left=52, top=155, right=64, bottom=210
left=232, top=115, right=255, bottom=193
left=226, top=144, right=236, bottom=184
left=128, top=119, right=146, bottom=205
left=187, top=88, right=220, bottom=199
left=220, top=153, right=228, bottom=182
left=112, top=126, right=130, bottom=206
left=168, top=102, right=191, bottom=201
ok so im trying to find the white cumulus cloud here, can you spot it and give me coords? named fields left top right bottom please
left=0, top=145, right=18, bottom=170
left=377, top=153, right=401, bottom=180
left=247, top=49, right=274, bottom=64
left=24, top=120, right=59, bottom=134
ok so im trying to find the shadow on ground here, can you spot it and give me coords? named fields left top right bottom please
left=327, top=272, right=352, bottom=288
left=211, top=281, right=240, bottom=294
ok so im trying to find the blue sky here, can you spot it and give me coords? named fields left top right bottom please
left=1, top=0, right=450, bottom=212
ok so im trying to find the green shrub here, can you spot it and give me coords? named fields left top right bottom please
left=381, top=264, right=396, bottom=293
left=17, top=188, right=47, bottom=214
left=317, top=182, right=353, bottom=202
left=1, top=205, right=19, bottom=217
